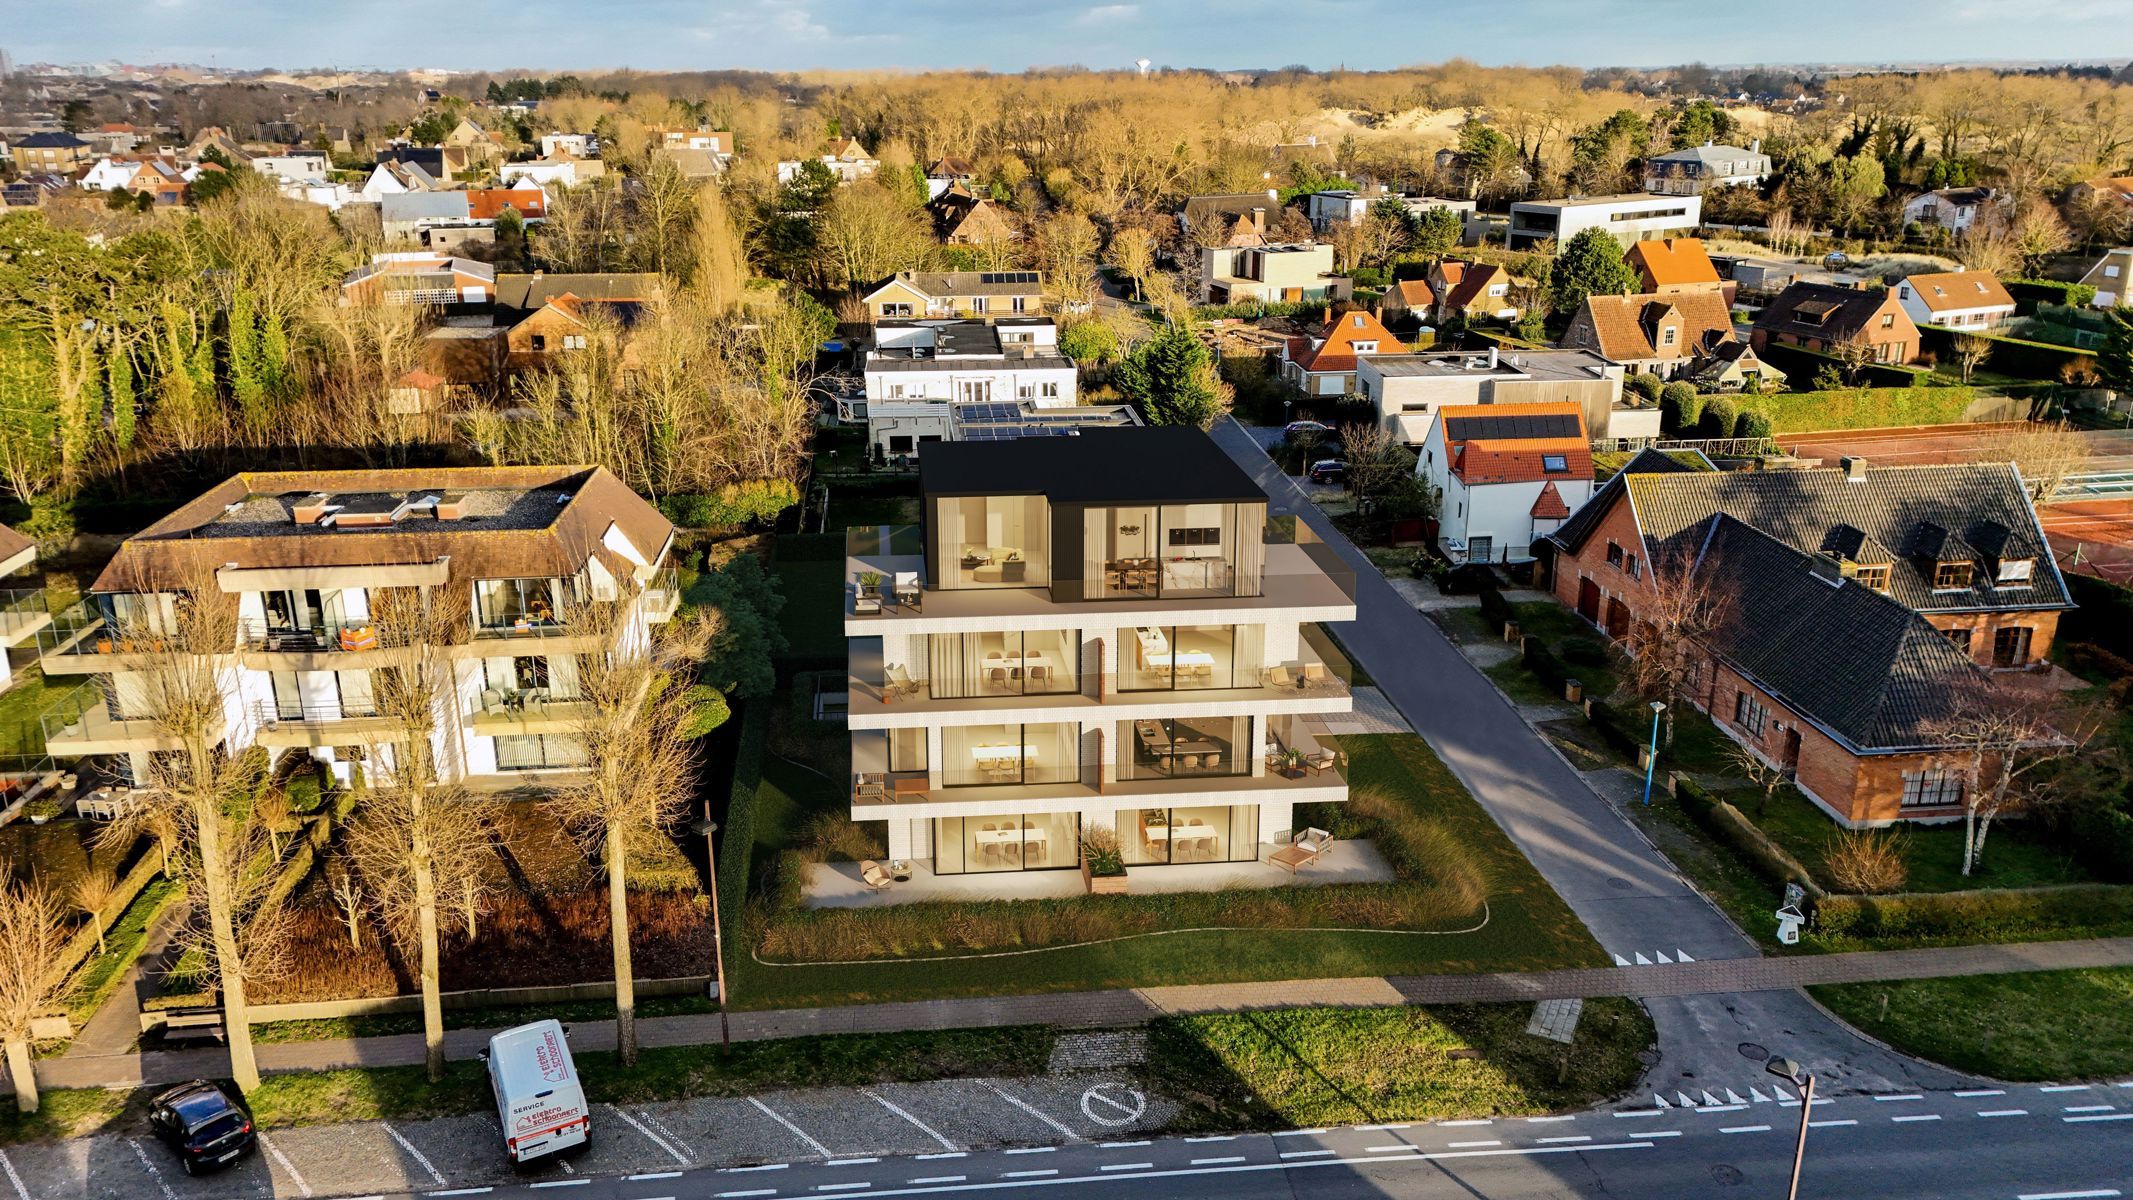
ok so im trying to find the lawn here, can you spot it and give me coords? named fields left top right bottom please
left=0, top=663, right=70, bottom=759
left=728, top=733, right=1608, bottom=1011
left=1149, top=998, right=1655, bottom=1130
left=768, top=533, right=847, bottom=660
left=1723, top=785, right=2094, bottom=895
left=1810, top=969, right=2133, bottom=1081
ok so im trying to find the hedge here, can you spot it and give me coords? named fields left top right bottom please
left=2006, top=278, right=2097, bottom=313
left=1743, top=385, right=1977, bottom=434
left=1814, top=883, right=2133, bottom=942
left=1919, top=324, right=2089, bottom=383
left=1753, top=342, right=1934, bottom=392
left=659, top=479, right=802, bottom=531
left=1522, top=637, right=1571, bottom=693
left=2070, top=804, right=2133, bottom=884
left=2063, top=573, right=2133, bottom=663
left=1676, top=778, right=1827, bottom=900
left=1584, top=698, right=1648, bottom=762
left=717, top=697, right=772, bottom=918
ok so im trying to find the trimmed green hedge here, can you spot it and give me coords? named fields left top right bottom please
left=2007, top=279, right=2097, bottom=313
left=1753, top=342, right=1934, bottom=392
left=1919, top=324, right=2088, bottom=383
left=1743, top=385, right=1977, bottom=434
left=2065, top=573, right=2133, bottom=662
left=1815, top=884, right=2133, bottom=942
left=1676, top=779, right=1827, bottom=900
left=718, top=698, right=772, bottom=917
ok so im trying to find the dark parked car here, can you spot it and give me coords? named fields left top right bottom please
left=148, top=1080, right=255, bottom=1174
left=1307, top=459, right=1346, bottom=484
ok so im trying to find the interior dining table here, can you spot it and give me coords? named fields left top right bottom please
left=981, top=654, right=1055, bottom=676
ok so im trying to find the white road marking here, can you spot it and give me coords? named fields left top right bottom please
left=725, top=1163, right=791, bottom=1172
left=829, top=1158, right=882, bottom=1166
left=1001, top=1169, right=1058, bottom=1178
left=1438, top=1119, right=1493, bottom=1127
left=1872, top=1094, right=1924, bottom=1102
left=383, top=1122, right=448, bottom=1187
left=0, top=1150, right=28, bottom=1200
left=2063, top=1106, right=2116, bottom=1113
left=1524, top=1115, right=1575, bottom=1124
left=750, top=1097, right=834, bottom=1159
left=1749, top=1088, right=1771, bottom=1103
left=1809, top=1119, right=1859, bottom=1128
left=1271, top=1128, right=1328, bottom=1137
left=2039, top=1085, right=2092, bottom=1093
left=1979, top=1110, right=2030, bottom=1118
left=1537, top=1136, right=1592, bottom=1144
left=2017, top=1190, right=2121, bottom=1200
left=528, top=1182, right=588, bottom=1190
left=914, top=1153, right=967, bottom=1161
left=1003, top=1147, right=1055, bottom=1155
left=979, top=1084, right=1078, bottom=1140
left=716, top=1191, right=779, bottom=1198
left=1694, top=1104, right=1748, bottom=1114
left=1191, top=1156, right=1245, bottom=1165
left=2065, top=1113, right=2133, bottom=1123
left=1183, top=1136, right=1236, bottom=1143
left=1279, top=1149, right=1335, bottom=1159
left=258, top=1133, right=313, bottom=1198
left=613, top=1108, right=690, bottom=1166
left=1723, top=1090, right=1747, bottom=1105
left=1638, top=1130, right=1683, bottom=1138
left=910, top=1178, right=966, bottom=1186
left=1891, top=1114, right=1942, bottom=1123
left=630, top=1174, right=685, bottom=1182
left=1617, top=1109, right=1664, bottom=1118
left=429, top=1191, right=492, bottom=1197
left=1446, top=1141, right=1502, bottom=1149
left=638, top=1110, right=697, bottom=1157
left=126, top=1138, right=177, bottom=1200
left=1098, top=1163, right=1153, bottom=1172
left=1721, top=1125, right=1772, bottom=1134
left=1352, top=1124, right=1410, bottom=1132
left=1097, top=1141, right=1152, bottom=1148
left=866, top=1090, right=958, bottom=1152
left=1955, top=1089, right=2006, bottom=1098
left=815, top=1183, right=871, bottom=1193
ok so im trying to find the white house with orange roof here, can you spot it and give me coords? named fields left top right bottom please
left=1281, top=309, right=1405, bottom=396
left=1416, top=402, right=1595, bottom=565
left=1894, top=270, right=2016, bottom=330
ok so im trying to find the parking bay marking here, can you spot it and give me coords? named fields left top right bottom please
left=612, top=1108, right=690, bottom=1166
left=257, top=1133, right=314, bottom=1198
left=0, top=1149, right=31, bottom=1200
left=978, top=1083, right=1079, bottom=1140
left=749, top=1097, right=835, bottom=1159
left=637, top=1110, right=697, bottom=1157
left=864, top=1089, right=958, bottom=1152
left=1080, top=1085, right=1146, bottom=1129
left=383, top=1121, right=448, bottom=1187
left=124, top=1139, right=177, bottom=1200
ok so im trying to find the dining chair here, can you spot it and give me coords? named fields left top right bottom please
left=1204, top=751, right=1221, bottom=771
left=989, top=666, right=1008, bottom=687
left=1181, top=754, right=1200, bottom=771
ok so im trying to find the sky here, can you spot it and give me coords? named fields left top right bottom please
left=9, top=0, right=2133, bottom=74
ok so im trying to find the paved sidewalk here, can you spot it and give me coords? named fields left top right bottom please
left=29, top=937, right=2133, bottom=1092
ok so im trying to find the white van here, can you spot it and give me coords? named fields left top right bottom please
left=483, top=1020, right=590, bottom=1164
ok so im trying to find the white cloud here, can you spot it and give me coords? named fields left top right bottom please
left=1077, top=4, right=1140, bottom=25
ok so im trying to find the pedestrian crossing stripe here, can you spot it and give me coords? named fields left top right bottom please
left=1611, top=950, right=1697, bottom=966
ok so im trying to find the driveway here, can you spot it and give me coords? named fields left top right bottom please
left=1210, top=418, right=1967, bottom=1095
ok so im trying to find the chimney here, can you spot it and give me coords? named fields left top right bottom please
left=435, top=491, right=467, bottom=520
left=1250, top=206, right=1265, bottom=231
left=1488, top=344, right=1499, bottom=369
left=1841, top=456, right=1868, bottom=482
left=1266, top=187, right=1278, bottom=204
left=1750, top=137, right=1761, bottom=155
left=292, top=493, right=333, bottom=525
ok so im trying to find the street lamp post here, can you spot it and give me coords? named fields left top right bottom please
left=687, top=817, right=731, bottom=1048
left=1767, top=1057, right=1815, bottom=1200
left=1642, top=700, right=1667, bottom=806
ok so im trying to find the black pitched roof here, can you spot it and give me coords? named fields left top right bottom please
left=1685, top=515, right=1982, bottom=752
left=1622, top=463, right=2069, bottom=614
left=15, top=132, right=88, bottom=148
left=1752, top=281, right=1895, bottom=340
left=1547, top=447, right=1711, bottom=552
left=921, top=427, right=1265, bottom=504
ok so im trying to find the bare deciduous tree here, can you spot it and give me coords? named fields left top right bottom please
left=70, top=867, right=119, bottom=954
left=0, top=877, right=66, bottom=1113
left=1931, top=682, right=2099, bottom=876
left=1625, top=549, right=1716, bottom=748
left=1982, top=422, right=2092, bottom=504
left=1950, top=332, right=1994, bottom=385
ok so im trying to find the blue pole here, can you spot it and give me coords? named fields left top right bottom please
left=1642, top=707, right=1662, bottom=807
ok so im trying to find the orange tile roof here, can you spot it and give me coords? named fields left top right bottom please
left=468, top=188, right=546, bottom=220
left=1439, top=403, right=1593, bottom=485
left=1627, top=238, right=1721, bottom=289
left=1291, top=309, right=1404, bottom=374
left=1531, top=480, right=1572, bottom=519
left=1390, top=279, right=1434, bottom=307
left=1902, top=270, right=2015, bottom=313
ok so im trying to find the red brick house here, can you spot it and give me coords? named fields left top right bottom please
left=1750, top=282, right=1920, bottom=365
left=1539, top=452, right=2072, bottom=826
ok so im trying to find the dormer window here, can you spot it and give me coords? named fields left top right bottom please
left=1542, top=454, right=1568, bottom=472
left=1352, top=340, right=1378, bottom=354
left=1933, top=561, right=1974, bottom=590
left=1996, top=557, right=2034, bottom=585
left=1853, top=563, right=1891, bottom=591
left=1661, top=326, right=1678, bottom=347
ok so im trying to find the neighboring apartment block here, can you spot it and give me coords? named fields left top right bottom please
left=842, top=429, right=1358, bottom=885
left=856, top=319, right=1078, bottom=457
left=1641, top=140, right=1771, bottom=195
left=36, top=467, right=678, bottom=788
left=1506, top=193, right=1702, bottom=252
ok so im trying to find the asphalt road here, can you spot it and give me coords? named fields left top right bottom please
left=1205, top=418, right=1971, bottom=1097
left=138, top=1079, right=2132, bottom=1200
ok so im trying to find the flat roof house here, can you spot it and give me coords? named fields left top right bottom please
left=1355, top=347, right=1641, bottom=446
left=36, top=466, right=678, bottom=789
left=839, top=428, right=1358, bottom=893
left=1542, top=456, right=2071, bottom=826
left=1199, top=243, right=1350, bottom=305
left=1506, top=193, right=1702, bottom=252
left=2079, top=247, right=2133, bottom=309
left=856, top=319, right=1078, bottom=459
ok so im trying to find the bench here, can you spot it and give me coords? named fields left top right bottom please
left=160, top=1007, right=227, bottom=1044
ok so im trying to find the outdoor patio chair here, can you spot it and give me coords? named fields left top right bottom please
left=1303, top=662, right=1330, bottom=687
left=894, top=572, right=922, bottom=608
left=1270, top=827, right=1334, bottom=875
left=1305, top=749, right=1340, bottom=775
left=480, top=688, right=507, bottom=716
left=859, top=860, right=893, bottom=890
left=853, top=590, right=881, bottom=615
left=885, top=664, right=920, bottom=700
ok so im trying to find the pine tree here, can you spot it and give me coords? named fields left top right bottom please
left=108, top=344, right=135, bottom=451
left=1115, top=323, right=1229, bottom=430
left=227, top=293, right=269, bottom=437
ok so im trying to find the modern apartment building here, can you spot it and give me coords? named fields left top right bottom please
left=855, top=319, right=1079, bottom=457
left=1506, top=193, right=1702, bottom=252
left=36, top=467, right=677, bottom=788
left=842, top=429, right=1357, bottom=885
left=1198, top=243, right=1352, bottom=305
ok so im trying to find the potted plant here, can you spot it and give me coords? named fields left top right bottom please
left=1080, top=826, right=1128, bottom=895
left=857, top=570, right=883, bottom=597
left=23, top=797, right=63, bottom=824
left=1280, top=748, right=1307, bottom=779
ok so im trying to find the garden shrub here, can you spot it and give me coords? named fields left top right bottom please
left=1746, top=385, right=1975, bottom=433
left=1561, top=637, right=1609, bottom=667
left=2069, top=804, right=2133, bottom=884
left=658, top=478, right=802, bottom=531
left=1659, top=383, right=1701, bottom=434
left=719, top=700, right=772, bottom=919
left=1476, top=584, right=1514, bottom=629
left=1814, top=884, right=2133, bottom=942
left=1823, top=828, right=1909, bottom=894
left=2006, top=279, right=2097, bottom=312
left=1438, top=564, right=1496, bottom=595
left=1522, top=638, right=1570, bottom=692
left=1625, top=373, right=1662, bottom=402
left=1698, top=396, right=1738, bottom=438
left=1733, top=409, right=1773, bottom=439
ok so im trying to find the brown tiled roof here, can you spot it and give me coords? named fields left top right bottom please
left=1753, top=282, right=1908, bottom=342
left=1439, top=261, right=1508, bottom=311
left=1573, top=290, right=1735, bottom=362
left=0, top=522, right=31, bottom=565
left=1530, top=481, right=1572, bottom=519
left=91, top=466, right=672, bottom=594
left=1626, top=238, right=1721, bottom=289
left=1291, top=309, right=1404, bottom=374
left=1389, top=279, right=1434, bottom=307
left=1901, top=270, right=2015, bottom=314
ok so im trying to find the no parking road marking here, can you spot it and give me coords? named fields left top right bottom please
left=1080, top=1084, right=1146, bottom=1128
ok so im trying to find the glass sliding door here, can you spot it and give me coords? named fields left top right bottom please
left=1118, top=805, right=1260, bottom=865
left=1120, top=625, right=1251, bottom=691
left=1079, top=503, right=1267, bottom=601
left=1118, top=716, right=1250, bottom=781
left=938, top=495, right=1050, bottom=589
left=933, top=812, right=1081, bottom=874
left=942, top=722, right=1081, bottom=788
left=928, top=630, right=1078, bottom=698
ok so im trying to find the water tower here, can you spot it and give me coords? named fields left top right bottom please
left=1135, top=57, right=1151, bottom=76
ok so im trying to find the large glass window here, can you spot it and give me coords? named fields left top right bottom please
left=482, top=654, right=581, bottom=698
left=1118, top=716, right=1250, bottom=780
left=888, top=727, right=928, bottom=774
left=1078, top=503, right=1265, bottom=601
left=925, top=630, right=1078, bottom=698
left=933, top=812, right=1081, bottom=874
left=1119, top=625, right=1258, bottom=691
left=938, top=495, right=1050, bottom=589
left=1117, top=805, right=1260, bottom=865
left=473, top=577, right=575, bottom=629
left=941, top=722, right=1081, bottom=788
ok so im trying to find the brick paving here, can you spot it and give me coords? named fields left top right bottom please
left=30, top=937, right=2133, bottom=1093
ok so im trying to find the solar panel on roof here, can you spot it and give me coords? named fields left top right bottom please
left=1443, top=412, right=1582, bottom=441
